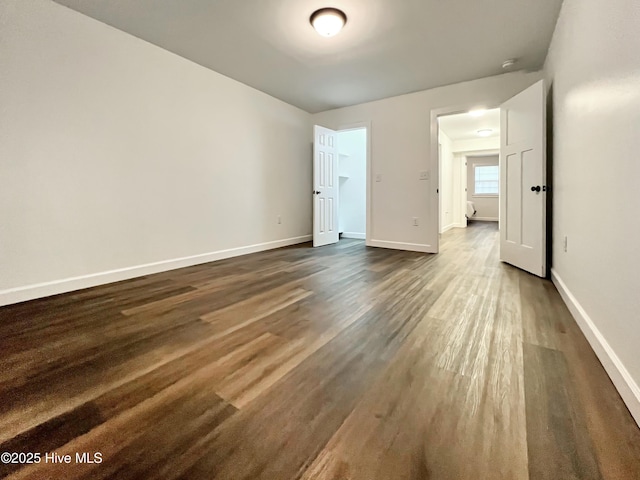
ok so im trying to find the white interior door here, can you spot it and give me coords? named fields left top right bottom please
left=500, top=80, right=547, bottom=277
left=313, top=125, right=339, bottom=247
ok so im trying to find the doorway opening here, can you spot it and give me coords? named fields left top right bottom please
left=337, top=127, right=367, bottom=241
left=437, top=109, right=500, bottom=236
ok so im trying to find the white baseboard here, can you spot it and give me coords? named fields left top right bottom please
left=0, top=235, right=312, bottom=307
left=441, top=223, right=466, bottom=233
left=551, top=268, right=640, bottom=427
left=471, top=217, right=498, bottom=222
left=368, top=239, right=434, bottom=253
left=341, top=232, right=365, bottom=240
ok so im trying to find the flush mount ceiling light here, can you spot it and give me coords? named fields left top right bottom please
left=477, top=129, right=493, bottom=137
left=469, top=109, right=487, bottom=117
left=310, top=8, right=347, bottom=37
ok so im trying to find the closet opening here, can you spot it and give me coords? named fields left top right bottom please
left=337, top=127, right=367, bottom=241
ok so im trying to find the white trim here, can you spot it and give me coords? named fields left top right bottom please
left=441, top=223, right=468, bottom=232
left=551, top=268, right=640, bottom=428
left=459, top=148, right=500, bottom=156
left=471, top=217, right=499, bottom=222
left=0, top=235, right=312, bottom=307
left=368, top=239, right=433, bottom=253
left=341, top=232, right=365, bottom=240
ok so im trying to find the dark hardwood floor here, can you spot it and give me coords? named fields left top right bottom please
left=1, top=222, right=639, bottom=479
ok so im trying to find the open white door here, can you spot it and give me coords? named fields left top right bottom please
left=500, top=80, right=547, bottom=277
left=313, top=125, right=339, bottom=247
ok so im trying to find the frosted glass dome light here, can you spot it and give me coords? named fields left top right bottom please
left=310, top=8, right=347, bottom=37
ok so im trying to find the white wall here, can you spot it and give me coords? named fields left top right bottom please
left=467, top=155, right=499, bottom=221
left=452, top=136, right=499, bottom=153
left=0, top=0, right=312, bottom=305
left=337, top=129, right=366, bottom=238
left=312, top=70, right=542, bottom=253
left=438, top=130, right=455, bottom=232
left=545, top=0, right=640, bottom=424
left=451, top=154, right=466, bottom=228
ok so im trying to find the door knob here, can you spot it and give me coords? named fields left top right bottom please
left=531, top=186, right=541, bottom=192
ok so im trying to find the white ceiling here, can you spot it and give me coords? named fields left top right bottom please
left=52, top=0, right=564, bottom=113
left=439, top=108, right=500, bottom=141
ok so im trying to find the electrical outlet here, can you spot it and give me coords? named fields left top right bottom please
left=563, top=235, right=568, bottom=252
left=413, top=217, right=419, bottom=226
left=277, top=215, right=282, bottom=225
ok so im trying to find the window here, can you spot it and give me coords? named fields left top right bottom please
left=474, top=165, right=499, bottom=195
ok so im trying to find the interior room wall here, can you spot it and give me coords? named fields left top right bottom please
left=438, top=130, right=455, bottom=232
left=0, top=0, right=312, bottom=306
left=337, top=128, right=366, bottom=238
left=467, top=155, right=499, bottom=221
left=312, top=70, right=542, bottom=253
left=452, top=136, right=500, bottom=153
left=544, top=0, right=640, bottom=424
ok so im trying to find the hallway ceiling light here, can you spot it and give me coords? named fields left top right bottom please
left=469, top=109, right=487, bottom=117
left=477, top=129, right=493, bottom=137
left=310, top=8, right=347, bottom=37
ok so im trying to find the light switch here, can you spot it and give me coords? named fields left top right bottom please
left=419, top=171, right=430, bottom=180
left=376, top=174, right=382, bottom=182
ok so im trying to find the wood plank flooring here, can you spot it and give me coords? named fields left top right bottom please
left=1, top=222, right=639, bottom=479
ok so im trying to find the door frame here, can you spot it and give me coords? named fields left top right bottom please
left=337, top=121, right=372, bottom=245
left=430, top=104, right=499, bottom=253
